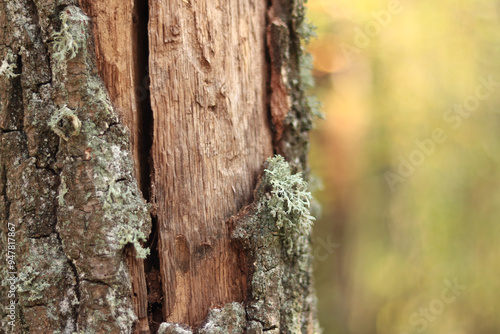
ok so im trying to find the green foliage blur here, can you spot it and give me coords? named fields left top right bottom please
left=307, top=0, right=500, bottom=333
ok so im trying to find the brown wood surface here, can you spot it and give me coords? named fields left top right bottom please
left=148, top=0, right=273, bottom=327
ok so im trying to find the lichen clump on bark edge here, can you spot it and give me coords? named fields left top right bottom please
left=264, top=155, right=315, bottom=235
left=229, top=154, right=320, bottom=333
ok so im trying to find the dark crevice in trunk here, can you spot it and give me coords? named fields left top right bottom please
left=132, top=0, right=162, bottom=331
left=0, top=129, right=21, bottom=133
left=133, top=0, right=153, bottom=202
left=264, top=0, right=281, bottom=157
left=6, top=54, right=25, bottom=132
left=144, top=216, right=162, bottom=333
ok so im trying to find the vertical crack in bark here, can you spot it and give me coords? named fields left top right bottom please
left=132, top=0, right=153, bottom=201
left=144, top=216, right=162, bottom=332
left=131, top=0, right=161, bottom=332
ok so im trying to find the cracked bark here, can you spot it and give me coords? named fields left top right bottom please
left=0, top=0, right=320, bottom=333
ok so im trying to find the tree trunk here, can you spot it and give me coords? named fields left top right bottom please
left=0, top=0, right=320, bottom=333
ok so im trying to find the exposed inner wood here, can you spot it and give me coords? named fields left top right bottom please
left=148, top=0, right=273, bottom=327
left=267, top=13, right=290, bottom=145
left=78, top=0, right=152, bottom=333
left=125, top=246, right=150, bottom=334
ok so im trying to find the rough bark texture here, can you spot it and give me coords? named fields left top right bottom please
left=0, top=1, right=151, bottom=333
left=0, top=0, right=320, bottom=333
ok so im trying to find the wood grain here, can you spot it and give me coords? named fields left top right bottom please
left=125, top=247, right=150, bottom=334
left=148, top=0, right=273, bottom=326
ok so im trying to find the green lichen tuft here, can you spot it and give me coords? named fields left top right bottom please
left=263, top=155, right=315, bottom=235
left=52, top=7, right=89, bottom=61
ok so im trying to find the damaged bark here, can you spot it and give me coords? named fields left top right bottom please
left=0, top=0, right=321, bottom=333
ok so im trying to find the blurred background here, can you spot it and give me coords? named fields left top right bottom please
left=307, top=0, right=500, bottom=333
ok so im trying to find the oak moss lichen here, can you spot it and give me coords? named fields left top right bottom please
left=228, top=154, right=320, bottom=333
left=264, top=155, right=314, bottom=235
left=51, top=6, right=89, bottom=62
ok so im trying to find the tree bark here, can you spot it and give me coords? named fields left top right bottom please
left=0, top=0, right=320, bottom=333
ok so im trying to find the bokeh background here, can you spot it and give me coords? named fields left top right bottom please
left=307, top=0, right=500, bottom=333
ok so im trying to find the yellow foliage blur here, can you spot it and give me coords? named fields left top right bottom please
left=307, top=0, right=500, bottom=333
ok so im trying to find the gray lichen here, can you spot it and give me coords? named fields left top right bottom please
left=157, top=322, right=193, bottom=334
left=230, top=154, right=321, bottom=333
left=158, top=302, right=247, bottom=334
left=198, top=302, right=246, bottom=334
left=0, top=51, right=18, bottom=79
left=16, top=266, right=50, bottom=302
left=51, top=6, right=89, bottom=61
left=264, top=155, right=314, bottom=235
left=111, top=225, right=150, bottom=259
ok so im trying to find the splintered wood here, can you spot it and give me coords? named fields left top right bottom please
left=148, top=0, right=272, bottom=327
